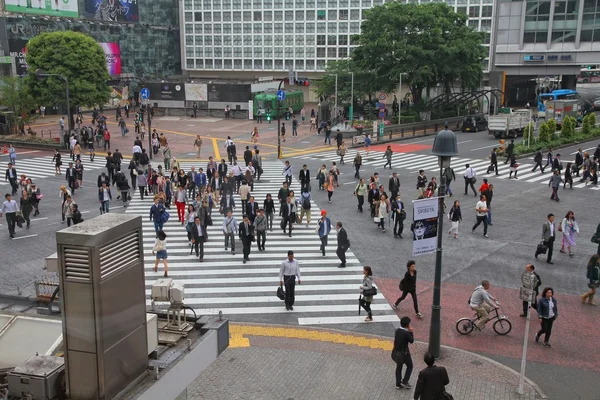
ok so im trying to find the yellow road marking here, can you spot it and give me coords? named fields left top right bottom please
left=212, top=138, right=221, bottom=160
left=228, top=324, right=393, bottom=350
left=282, top=145, right=336, bottom=158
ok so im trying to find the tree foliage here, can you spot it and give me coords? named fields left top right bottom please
left=0, top=76, right=38, bottom=125
left=25, top=32, right=111, bottom=115
left=546, top=119, right=557, bottom=139
left=560, top=116, right=575, bottom=138
left=351, top=2, right=486, bottom=104
left=523, top=122, right=535, bottom=143
left=538, top=121, right=551, bottom=143
left=582, top=114, right=591, bottom=135
left=586, top=111, right=596, bottom=127
left=311, top=59, right=386, bottom=105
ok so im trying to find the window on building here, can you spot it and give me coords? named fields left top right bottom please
left=306, top=10, right=315, bottom=20
left=317, top=22, right=326, bottom=32
left=339, top=22, right=348, bottom=32
left=481, top=19, right=492, bottom=31
left=205, top=36, right=213, bottom=45
left=215, top=59, right=223, bottom=69
left=264, top=23, right=273, bottom=33
left=214, top=46, right=223, bottom=55
left=264, top=59, right=273, bottom=69
left=224, top=36, right=232, bottom=45
left=264, top=11, right=272, bottom=20
left=350, top=22, right=360, bottom=32
left=551, top=0, right=579, bottom=43
left=338, top=34, right=348, bottom=45
left=468, top=19, right=478, bottom=28
left=204, top=12, right=212, bottom=21
left=275, top=11, right=283, bottom=21
left=306, top=47, right=315, bottom=56
left=186, top=59, right=195, bottom=69
left=275, top=23, right=283, bottom=33
left=362, top=0, right=371, bottom=6
left=224, top=59, right=232, bottom=69
left=317, top=35, right=326, bottom=45
left=285, top=23, right=293, bottom=32
left=244, top=23, right=252, bottom=33
left=254, top=11, right=262, bottom=21
left=306, top=0, right=315, bottom=7
left=264, top=0, right=272, bottom=6
left=327, top=47, right=336, bottom=57
left=223, top=0, right=232, bottom=8
left=254, top=24, right=262, bottom=33
left=285, top=60, right=294, bottom=70
left=339, top=10, right=348, bottom=20
left=254, top=35, right=262, bottom=44
left=285, top=10, right=294, bottom=20
left=224, top=47, right=232, bottom=56
left=233, top=35, right=242, bottom=45
left=285, top=47, right=294, bottom=57
left=254, top=59, right=263, bottom=69
left=481, top=5, right=493, bottom=17
left=234, top=47, right=243, bottom=57
left=350, top=9, right=360, bottom=20
left=317, top=10, right=327, bottom=20
left=296, top=0, right=305, bottom=6
left=296, top=10, right=304, bottom=20
left=275, top=47, right=284, bottom=57
left=194, top=12, right=202, bottom=21
left=329, top=10, right=337, bottom=19
left=317, top=60, right=326, bottom=70
left=339, top=47, right=348, bottom=58
left=524, top=0, right=551, bottom=43
left=274, top=0, right=283, bottom=8
left=275, top=35, right=283, bottom=45
left=205, top=48, right=213, bottom=57
left=296, top=35, right=304, bottom=45
left=286, top=35, right=294, bottom=44
left=306, top=23, right=315, bottom=33
left=185, top=13, right=193, bottom=22
left=244, top=48, right=252, bottom=57
left=233, top=11, right=242, bottom=21
left=469, top=6, right=479, bottom=17
left=296, top=47, right=305, bottom=57
left=317, top=47, right=326, bottom=57
left=264, top=47, right=273, bottom=57
left=457, top=6, right=467, bottom=14
left=244, top=59, right=252, bottom=69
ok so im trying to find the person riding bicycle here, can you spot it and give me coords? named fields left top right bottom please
left=469, top=280, right=498, bottom=330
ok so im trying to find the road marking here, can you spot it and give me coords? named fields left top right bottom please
left=0, top=151, right=40, bottom=157
left=212, top=137, right=221, bottom=160
left=298, top=315, right=400, bottom=325
left=31, top=217, right=48, bottom=221
left=344, top=181, right=356, bottom=185
left=457, top=140, right=473, bottom=144
left=470, top=144, right=500, bottom=151
left=13, top=234, right=38, bottom=240
left=147, top=303, right=393, bottom=315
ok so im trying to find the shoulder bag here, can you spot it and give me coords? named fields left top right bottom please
left=439, top=367, right=454, bottom=400
left=362, top=287, right=378, bottom=296
left=277, top=285, right=285, bottom=300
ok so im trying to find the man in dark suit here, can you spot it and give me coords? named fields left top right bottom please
left=282, top=197, right=295, bottom=237
left=535, top=213, right=555, bottom=264
left=391, top=195, right=405, bottom=238
left=367, top=184, right=380, bottom=217
left=504, top=139, right=514, bottom=164
left=97, top=172, right=110, bottom=188
left=105, top=152, right=115, bottom=184
left=220, top=193, right=235, bottom=215
left=574, top=148, right=584, bottom=177
left=243, top=146, right=253, bottom=166
left=277, top=182, right=290, bottom=216
left=414, top=352, right=449, bottom=399
left=245, top=196, right=258, bottom=223
left=552, top=153, right=562, bottom=172
left=239, top=214, right=254, bottom=264
left=389, top=172, right=401, bottom=201
left=487, top=147, right=499, bottom=175
left=336, top=221, right=350, bottom=268
left=299, top=165, right=310, bottom=190
left=5, top=163, right=18, bottom=195
left=65, top=162, right=77, bottom=193
left=393, top=316, right=414, bottom=390
left=191, top=216, right=206, bottom=261
left=520, top=264, right=542, bottom=317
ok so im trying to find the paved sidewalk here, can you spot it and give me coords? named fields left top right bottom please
left=188, top=324, right=546, bottom=400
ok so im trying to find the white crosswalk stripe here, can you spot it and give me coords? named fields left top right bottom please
left=6, top=155, right=110, bottom=182
left=124, top=160, right=397, bottom=325
left=294, top=149, right=600, bottom=191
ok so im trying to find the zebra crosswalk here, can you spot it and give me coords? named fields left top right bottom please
left=4, top=155, right=110, bottom=184
left=295, top=149, right=600, bottom=191
left=124, top=160, right=397, bottom=325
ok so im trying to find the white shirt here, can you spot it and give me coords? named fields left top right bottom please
left=1, top=199, right=19, bottom=214
left=464, top=167, right=476, bottom=179
left=548, top=298, right=555, bottom=318
left=225, top=139, right=234, bottom=148
left=279, top=258, right=301, bottom=280
left=475, top=200, right=487, bottom=217
left=133, top=145, right=142, bottom=154
left=549, top=223, right=554, bottom=237
left=232, top=165, right=242, bottom=176
left=102, top=188, right=110, bottom=201
left=283, top=165, right=293, bottom=176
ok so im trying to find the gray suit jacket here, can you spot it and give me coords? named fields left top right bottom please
left=542, top=221, right=555, bottom=241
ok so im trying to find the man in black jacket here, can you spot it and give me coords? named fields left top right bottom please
left=65, top=162, right=77, bottom=193
left=243, top=146, right=253, bottom=166
left=414, top=353, right=449, bottom=399
left=277, top=182, right=290, bottom=216
left=531, top=150, right=544, bottom=173
left=486, top=148, right=499, bottom=175
left=239, top=214, right=254, bottom=264
left=391, top=195, right=405, bottom=238
left=520, top=264, right=542, bottom=317
left=389, top=172, right=401, bottom=201
left=393, top=316, right=414, bottom=390
left=112, top=149, right=123, bottom=171
left=574, top=148, right=584, bottom=177
left=5, top=163, right=18, bottom=195
left=504, top=139, right=514, bottom=164
left=367, top=184, right=380, bottom=217
left=105, top=152, right=115, bottom=184
left=191, top=216, right=206, bottom=261
left=299, top=165, right=310, bottom=190
left=245, top=196, right=258, bottom=223
left=336, top=221, right=349, bottom=268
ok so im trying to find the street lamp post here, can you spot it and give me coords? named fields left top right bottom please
left=276, top=78, right=285, bottom=159
left=349, top=72, right=354, bottom=123
left=428, top=122, right=459, bottom=359
left=334, top=73, right=338, bottom=124
left=398, top=72, right=407, bottom=123
left=35, top=69, right=71, bottom=138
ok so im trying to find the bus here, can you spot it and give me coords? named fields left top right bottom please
left=253, top=89, right=304, bottom=119
left=577, top=67, right=600, bottom=83
left=537, top=89, right=579, bottom=112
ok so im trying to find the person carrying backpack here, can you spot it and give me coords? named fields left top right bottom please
left=298, top=190, right=312, bottom=227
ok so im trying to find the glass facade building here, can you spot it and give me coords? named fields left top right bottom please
left=181, top=0, right=495, bottom=74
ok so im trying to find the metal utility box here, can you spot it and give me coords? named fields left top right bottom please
left=56, top=214, right=148, bottom=400
left=151, top=278, right=173, bottom=302
left=543, top=99, right=580, bottom=125
left=8, top=356, right=64, bottom=400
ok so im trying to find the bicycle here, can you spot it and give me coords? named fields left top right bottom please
left=456, top=300, right=512, bottom=335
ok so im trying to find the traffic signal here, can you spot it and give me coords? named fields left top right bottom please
left=266, top=112, right=271, bottom=122
left=295, top=79, right=310, bottom=86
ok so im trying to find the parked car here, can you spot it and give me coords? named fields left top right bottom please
left=461, top=114, right=488, bottom=132
left=593, top=98, right=600, bottom=111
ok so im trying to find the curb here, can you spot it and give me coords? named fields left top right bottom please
left=515, top=134, right=600, bottom=160
left=230, top=322, right=549, bottom=399
left=0, top=139, right=62, bottom=151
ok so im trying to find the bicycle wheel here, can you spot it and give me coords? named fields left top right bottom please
left=493, top=318, right=512, bottom=335
left=456, top=318, right=475, bottom=335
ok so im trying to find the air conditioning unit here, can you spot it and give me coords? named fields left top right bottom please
left=8, top=356, right=65, bottom=400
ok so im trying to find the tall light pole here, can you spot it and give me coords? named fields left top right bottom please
left=349, top=72, right=354, bottom=122
left=276, top=77, right=285, bottom=159
left=398, top=72, right=407, bottom=123
left=35, top=69, right=71, bottom=137
left=334, top=73, right=338, bottom=124
left=428, top=122, right=458, bottom=359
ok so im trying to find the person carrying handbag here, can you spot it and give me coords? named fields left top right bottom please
left=414, top=352, right=451, bottom=400
left=359, top=266, right=375, bottom=322
left=392, top=316, right=414, bottom=390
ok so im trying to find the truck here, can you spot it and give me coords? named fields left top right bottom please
left=487, top=109, right=532, bottom=139
left=539, top=99, right=581, bottom=126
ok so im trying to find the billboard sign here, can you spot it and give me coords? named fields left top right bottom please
left=84, top=0, right=140, bottom=23
left=5, top=0, right=79, bottom=17
left=412, top=197, right=439, bottom=256
left=185, top=83, right=208, bottom=102
left=8, top=39, right=28, bottom=76
left=148, top=83, right=185, bottom=101
left=99, top=42, right=122, bottom=76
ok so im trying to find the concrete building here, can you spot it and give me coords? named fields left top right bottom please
left=491, top=0, right=600, bottom=106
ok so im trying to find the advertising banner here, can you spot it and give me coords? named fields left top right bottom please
left=147, top=82, right=185, bottom=101
left=185, top=83, right=208, bottom=102
left=412, top=197, right=439, bottom=256
left=8, top=39, right=28, bottom=76
left=5, top=0, right=79, bottom=18
left=99, top=42, right=122, bottom=76
left=84, top=0, right=139, bottom=22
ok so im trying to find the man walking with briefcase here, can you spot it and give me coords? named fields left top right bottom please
left=535, top=213, right=555, bottom=265
left=392, top=316, right=414, bottom=390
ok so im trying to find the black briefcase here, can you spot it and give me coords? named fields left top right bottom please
left=277, top=286, right=285, bottom=300
left=536, top=241, right=548, bottom=255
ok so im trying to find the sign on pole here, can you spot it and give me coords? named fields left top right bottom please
left=518, top=271, right=538, bottom=395
left=140, top=87, right=150, bottom=100
left=412, top=197, right=439, bottom=256
left=0, top=56, right=12, bottom=64
left=288, top=69, right=294, bottom=85
left=276, top=90, right=286, bottom=102
left=378, top=111, right=386, bottom=119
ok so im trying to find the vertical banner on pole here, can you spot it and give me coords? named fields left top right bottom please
left=412, top=197, right=439, bottom=256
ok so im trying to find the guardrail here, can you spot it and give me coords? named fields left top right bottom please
left=350, top=116, right=465, bottom=147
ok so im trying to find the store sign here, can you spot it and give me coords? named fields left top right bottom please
left=185, top=83, right=208, bottom=101
left=148, top=83, right=185, bottom=101
left=99, top=43, right=122, bottom=76
left=524, top=55, right=545, bottom=62
left=8, top=39, right=28, bottom=76
left=84, top=0, right=140, bottom=23
left=412, top=197, right=439, bottom=256
left=5, top=0, right=79, bottom=18
left=547, top=55, right=573, bottom=61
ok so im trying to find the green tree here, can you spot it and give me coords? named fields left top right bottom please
left=311, top=59, right=385, bottom=107
left=581, top=114, right=591, bottom=136
left=560, top=116, right=574, bottom=138
left=351, top=2, right=485, bottom=104
left=25, top=31, right=111, bottom=130
left=587, top=112, right=596, bottom=127
left=523, top=122, right=535, bottom=144
left=538, top=121, right=551, bottom=143
left=546, top=119, right=557, bottom=139
left=0, top=76, right=39, bottom=132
